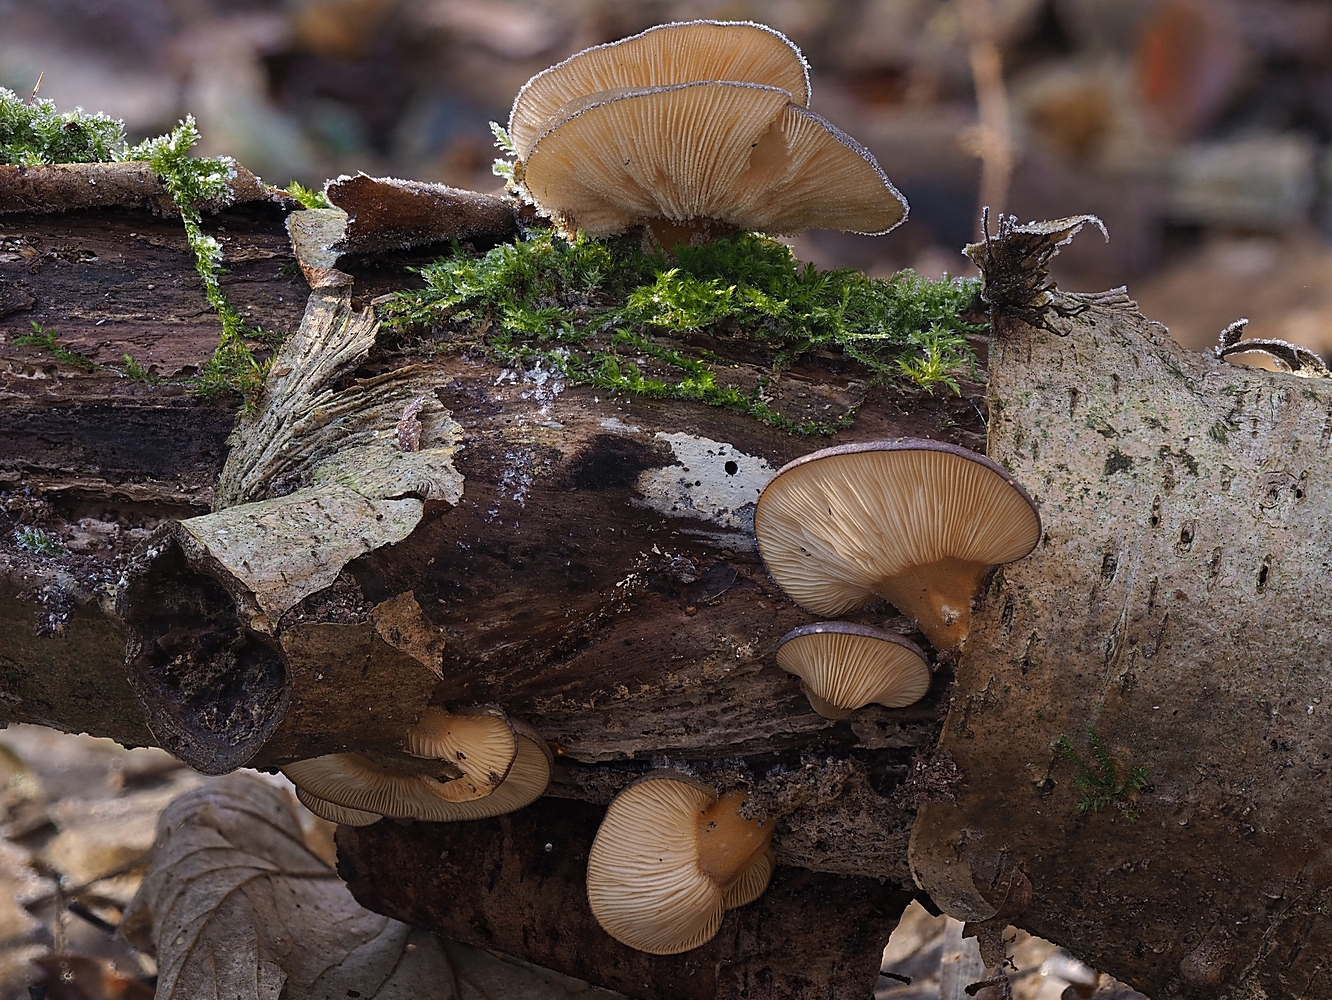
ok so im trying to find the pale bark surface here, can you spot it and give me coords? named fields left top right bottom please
left=910, top=220, right=1332, bottom=998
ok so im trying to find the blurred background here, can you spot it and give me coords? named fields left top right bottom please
left=6, top=0, right=1332, bottom=357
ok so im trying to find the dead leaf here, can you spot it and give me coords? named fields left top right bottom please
left=121, top=774, right=620, bottom=1000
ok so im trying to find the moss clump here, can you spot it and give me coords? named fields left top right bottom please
left=284, top=180, right=331, bottom=209
left=126, top=118, right=280, bottom=409
left=1055, top=729, right=1150, bottom=821
left=379, top=229, right=981, bottom=433
left=0, top=87, right=126, bottom=165
left=14, top=526, right=66, bottom=558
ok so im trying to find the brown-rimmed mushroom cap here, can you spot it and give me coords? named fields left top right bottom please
left=404, top=706, right=518, bottom=799
left=586, top=772, right=774, bottom=955
left=754, top=440, right=1040, bottom=652
left=294, top=786, right=381, bottom=827
left=774, top=622, right=930, bottom=719
left=521, top=81, right=906, bottom=238
left=508, top=20, right=810, bottom=157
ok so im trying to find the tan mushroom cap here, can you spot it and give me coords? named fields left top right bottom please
left=522, top=82, right=906, bottom=238
left=587, top=773, right=774, bottom=955
left=404, top=721, right=554, bottom=822
left=282, top=722, right=552, bottom=823
left=405, top=706, right=518, bottom=798
left=774, top=622, right=930, bottom=719
left=281, top=753, right=478, bottom=821
left=295, top=786, right=381, bottom=827
left=509, top=20, right=810, bottom=157
left=754, top=440, right=1041, bottom=652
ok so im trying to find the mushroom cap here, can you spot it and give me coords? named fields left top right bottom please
left=522, top=82, right=906, bottom=237
left=774, top=622, right=930, bottom=717
left=508, top=20, right=810, bottom=157
left=294, top=786, right=381, bottom=827
left=282, top=722, right=552, bottom=824
left=405, top=706, right=518, bottom=798
left=281, top=753, right=483, bottom=821
left=587, top=774, right=774, bottom=955
left=754, top=440, right=1040, bottom=650
left=402, top=721, right=554, bottom=822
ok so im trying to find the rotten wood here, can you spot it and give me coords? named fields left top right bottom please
left=337, top=795, right=915, bottom=1000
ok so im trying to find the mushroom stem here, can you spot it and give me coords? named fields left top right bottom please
left=880, top=556, right=990, bottom=652
left=645, top=217, right=740, bottom=252
left=696, top=791, right=772, bottom=889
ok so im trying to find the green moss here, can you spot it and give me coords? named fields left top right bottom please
left=127, top=118, right=280, bottom=411
left=119, top=353, right=161, bottom=384
left=1055, top=729, right=1149, bottom=821
left=284, top=180, right=331, bottom=209
left=14, top=527, right=66, bottom=558
left=3, top=90, right=289, bottom=412
left=379, top=229, right=981, bottom=433
left=14, top=322, right=98, bottom=371
left=0, top=87, right=126, bottom=165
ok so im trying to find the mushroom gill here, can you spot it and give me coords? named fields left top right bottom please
left=587, top=772, right=774, bottom=954
left=754, top=440, right=1041, bottom=652
left=508, top=20, right=810, bottom=157
left=510, top=21, right=906, bottom=240
left=774, top=621, right=931, bottom=718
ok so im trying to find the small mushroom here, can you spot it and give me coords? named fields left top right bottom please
left=586, top=772, right=774, bottom=954
left=281, top=752, right=476, bottom=821
left=282, top=706, right=524, bottom=820
left=774, top=622, right=931, bottom=718
left=294, top=786, right=381, bottom=827
left=403, top=720, right=553, bottom=822
left=281, top=721, right=551, bottom=823
left=404, top=706, right=518, bottom=798
left=754, top=439, right=1040, bottom=652
left=508, top=20, right=810, bottom=158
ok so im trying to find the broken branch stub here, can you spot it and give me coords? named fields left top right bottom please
left=910, top=218, right=1332, bottom=998
left=120, top=291, right=463, bottom=774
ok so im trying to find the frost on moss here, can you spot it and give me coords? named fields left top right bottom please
left=0, top=87, right=127, bottom=165
left=378, top=229, right=981, bottom=433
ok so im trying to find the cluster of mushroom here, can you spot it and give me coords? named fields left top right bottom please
left=282, top=707, right=552, bottom=825
left=505, top=19, right=907, bottom=243
left=755, top=439, right=1042, bottom=718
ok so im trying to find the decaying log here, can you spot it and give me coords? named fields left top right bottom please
left=21, top=187, right=1331, bottom=998
left=908, top=216, right=1332, bottom=999
left=338, top=796, right=915, bottom=1000
left=2, top=195, right=981, bottom=999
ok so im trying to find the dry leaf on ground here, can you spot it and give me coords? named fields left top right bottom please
left=121, top=773, right=618, bottom=1000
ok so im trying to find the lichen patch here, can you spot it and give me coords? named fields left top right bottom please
left=634, top=433, right=773, bottom=547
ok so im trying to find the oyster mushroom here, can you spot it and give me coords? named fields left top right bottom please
left=508, top=19, right=811, bottom=157
left=774, top=621, right=931, bottom=718
left=586, top=772, right=774, bottom=954
left=754, top=439, right=1040, bottom=652
left=509, top=21, right=906, bottom=240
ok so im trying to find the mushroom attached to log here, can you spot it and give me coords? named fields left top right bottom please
left=508, top=19, right=811, bottom=155
left=509, top=21, right=907, bottom=240
left=586, top=772, right=774, bottom=955
left=294, top=786, right=381, bottom=827
left=753, top=440, right=1041, bottom=652
left=774, top=622, right=931, bottom=719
